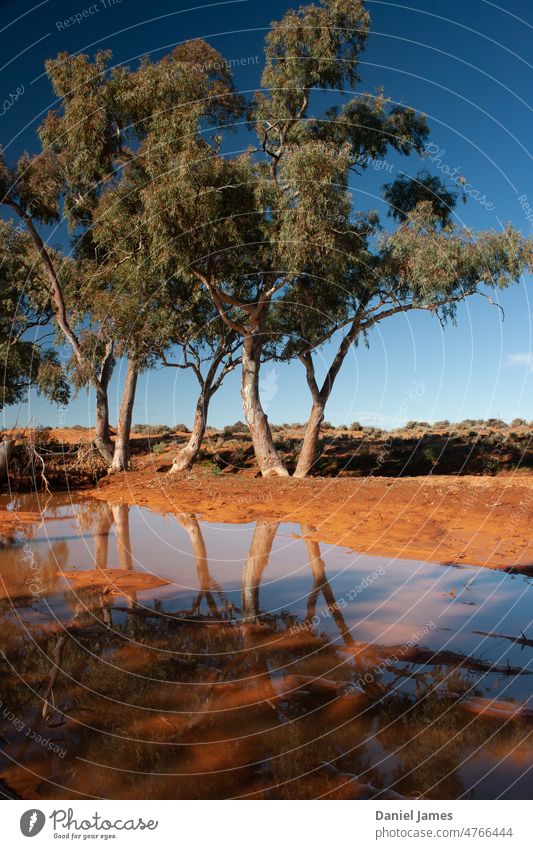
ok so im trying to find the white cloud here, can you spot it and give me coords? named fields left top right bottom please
left=507, top=352, right=533, bottom=372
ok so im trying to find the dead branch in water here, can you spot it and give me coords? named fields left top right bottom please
left=473, top=629, right=533, bottom=648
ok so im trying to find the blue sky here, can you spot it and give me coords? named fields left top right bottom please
left=2, top=0, right=533, bottom=429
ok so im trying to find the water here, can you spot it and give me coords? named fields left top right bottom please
left=0, top=493, right=532, bottom=800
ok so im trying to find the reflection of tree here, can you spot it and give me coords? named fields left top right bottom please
left=93, top=503, right=113, bottom=570
left=3, top=507, right=533, bottom=801
left=175, top=513, right=222, bottom=618
left=241, top=520, right=279, bottom=621
left=302, top=524, right=355, bottom=648
left=111, top=504, right=133, bottom=572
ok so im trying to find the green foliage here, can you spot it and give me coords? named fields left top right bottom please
left=0, top=221, right=69, bottom=409
left=383, top=170, right=458, bottom=226
left=0, top=0, right=531, bottom=469
left=201, top=459, right=222, bottom=476
left=132, top=424, right=171, bottom=435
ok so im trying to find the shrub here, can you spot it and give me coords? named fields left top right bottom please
left=132, top=424, right=171, bottom=435
left=405, top=420, right=430, bottom=430
left=201, top=460, right=222, bottom=476
left=151, top=442, right=167, bottom=454
left=511, top=418, right=527, bottom=428
left=484, top=418, right=507, bottom=428
left=350, top=421, right=362, bottom=431
left=362, top=426, right=384, bottom=437
left=174, top=423, right=191, bottom=433
left=424, top=446, right=440, bottom=464
left=222, top=420, right=248, bottom=437
left=433, top=419, right=450, bottom=429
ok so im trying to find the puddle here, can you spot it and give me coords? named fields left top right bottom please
left=0, top=493, right=532, bottom=800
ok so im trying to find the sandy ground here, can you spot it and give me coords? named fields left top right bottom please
left=90, top=470, right=533, bottom=572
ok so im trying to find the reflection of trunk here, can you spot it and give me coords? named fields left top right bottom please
left=170, top=391, right=208, bottom=474
left=94, top=342, right=115, bottom=463
left=110, top=358, right=138, bottom=472
left=175, top=513, right=220, bottom=617
left=112, top=503, right=133, bottom=571
left=241, top=521, right=279, bottom=620
left=93, top=503, right=114, bottom=570
left=111, top=503, right=137, bottom=621
left=302, top=524, right=354, bottom=646
left=241, top=335, right=288, bottom=477
left=294, top=322, right=359, bottom=478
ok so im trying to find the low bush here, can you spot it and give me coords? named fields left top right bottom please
left=201, top=460, right=223, bottom=476
left=132, top=424, right=172, bottom=435
left=222, top=420, right=248, bottom=437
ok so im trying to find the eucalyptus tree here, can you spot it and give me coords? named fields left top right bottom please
left=275, top=175, right=531, bottom=478
left=156, top=298, right=241, bottom=473
left=0, top=220, right=69, bottom=412
left=121, top=0, right=430, bottom=476
left=0, top=42, right=241, bottom=466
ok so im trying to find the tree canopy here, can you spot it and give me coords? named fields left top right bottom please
left=0, top=0, right=531, bottom=478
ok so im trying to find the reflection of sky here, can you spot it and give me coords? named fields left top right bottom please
left=2, top=496, right=533, bottom=703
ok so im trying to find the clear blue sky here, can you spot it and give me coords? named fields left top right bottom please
left=2, top=0, right=533, bottom=429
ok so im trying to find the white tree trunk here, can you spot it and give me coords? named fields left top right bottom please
left=241, top=336, right=288, bottom=477
left=294, top=400, right=325, bottom=479
left=94, top=384, right=114, bottom=464
left=169, top=392, right=208, bottom=473
left=109, top=360, right=138, bottom=472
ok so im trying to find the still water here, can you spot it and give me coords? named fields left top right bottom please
left=0, top=493, right=532, bottom=800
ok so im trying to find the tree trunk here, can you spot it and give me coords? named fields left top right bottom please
left=294, top=320, right=361, bottom=479
left=294, top=399, right=326, bottom=479
left=0, top=439, right=14, bottom=480
left=94, top=384, right=114, bottom=463
left=241, top=335, right=288, bottom=477
left=169, top=391, right=209, bottom=473
left=109, top=359, right=138, bottom=472
left=93, top=343, right=115, bottom=463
